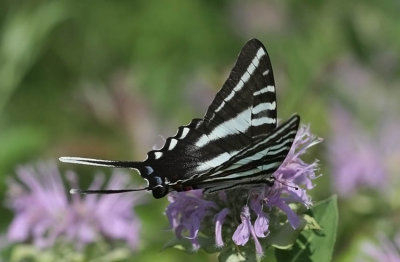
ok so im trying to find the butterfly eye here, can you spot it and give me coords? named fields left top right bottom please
left=147, top=176, right=168, bottom=198
left=151, top=184, right=168, bottom=199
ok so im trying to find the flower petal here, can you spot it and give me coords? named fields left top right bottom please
left=233, top=220, right=250, bottom=246
left=249, top=198, right=269, bottom=238
left=232, top=206, right=251, bottom=246
left=276, top=200, right=301, bottom=229
left=254, top=215, right=269, bottom=238
left=215, top=208, right=230, bottom=247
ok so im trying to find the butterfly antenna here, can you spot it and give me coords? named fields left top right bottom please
left=70, top=187, right=150, bottom=195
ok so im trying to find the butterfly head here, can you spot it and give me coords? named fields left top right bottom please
left=141, top=165, right=169, bottom=198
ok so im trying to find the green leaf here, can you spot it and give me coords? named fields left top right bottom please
left=266, top=212, right=322, bottom=250
left=275, top=195, right=338, bottom=262
left=266, top=220, right=304, bottom=249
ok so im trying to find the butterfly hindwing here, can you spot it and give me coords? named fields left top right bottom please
left=183, top=115, right=300, bottom=192
left=213, top=115, right=299, bottom=175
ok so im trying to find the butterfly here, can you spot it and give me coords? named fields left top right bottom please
left=60, top=39, right=300, bottom=199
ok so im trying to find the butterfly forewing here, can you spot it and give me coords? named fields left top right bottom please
left=202, top=39, right=277, bottom=142
left=145, top=39, right=280, bottom=183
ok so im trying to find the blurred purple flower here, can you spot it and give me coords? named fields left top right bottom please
left=6, top=163, right=142, bottom=249
left=328, top=106, right=400, bottom=196
left=327, top=56, right=400, bottom=196
left=165, top=125, right=321, bottom=255
left=359, top=234, right=400, bottom=262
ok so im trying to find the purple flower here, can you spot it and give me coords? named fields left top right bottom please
left=326, top=57, right=400, bottom=196
left=165, top=125, right=321, bottom=255
left=165, top=189, right=217, bottom=250
left=232, top=206, right=263, bottom=255
left=328, top=106, right=400, bottom=196
left=249, top=199, right=269, bottom=238
left=359, top=234, right=400, bottom=262
left=215, top=208, right=230, bottom=247
left=6, top=162, right=142, bottom=249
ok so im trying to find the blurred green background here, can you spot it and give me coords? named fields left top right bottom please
left=1, top=0, right=399, bottom=261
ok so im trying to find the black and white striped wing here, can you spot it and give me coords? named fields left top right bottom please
left=58, top=39, right=298, bottom=198
left=203, top=38, right=277, bottom=139
left=144, top=39, right=279, bottom=184
left=189, top=115, right=300, bottom=193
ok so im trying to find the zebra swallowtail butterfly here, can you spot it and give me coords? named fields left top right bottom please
left=60, top=39, right=300, bottom=199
